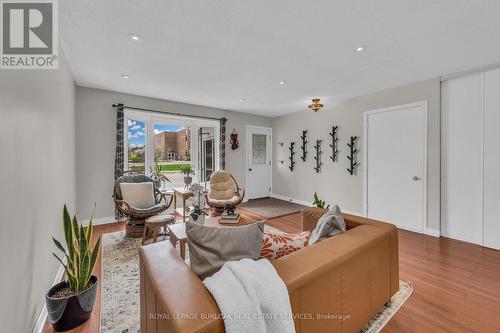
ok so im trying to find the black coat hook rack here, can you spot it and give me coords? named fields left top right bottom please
left=313, top=139, right=322, bottom=173
left=329, top=126, right=339, bottom=162
left=289, top=142, right=296, bottom=171
left=347, top=136, right=358, bottom=175
left=300, top=130, right=308, bottom=162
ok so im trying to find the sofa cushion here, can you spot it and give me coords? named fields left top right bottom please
left=119, top=182, right=155, bottom=209
left=260, top=230, right=311, bottom=260
left=308, top=205, right=346, bottom=245
left=186, top=221, right=265, bottom=280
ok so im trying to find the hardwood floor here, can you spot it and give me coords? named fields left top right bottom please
left=42, top=212, right=500, bottom=333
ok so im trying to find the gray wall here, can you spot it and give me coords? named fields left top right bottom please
left=272, top=78, right=441, bottom=231
left=0, top=52, right=76, bottom=332
left=75, top=87, right=272, bottom=219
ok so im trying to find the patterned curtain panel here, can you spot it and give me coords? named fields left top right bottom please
left=114, top=104, right=125, bottom=179
left=220, top=118, right=227, bottom=170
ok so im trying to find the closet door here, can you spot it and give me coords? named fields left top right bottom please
left=483, top=68, right=500, bottom=250
left=441, top=73, right=483, bottom=245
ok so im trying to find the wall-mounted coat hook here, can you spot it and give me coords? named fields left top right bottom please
left=278, top=142, right=284, bottom=147
left=347, top=136, right=358, bottom=175
left=279, top=160, right=284, bottom=164
left=329, top=126, right=339, bottom=162
left=300, top=130, right=308, bottom=162
left=313, top=139, right=322, bottom=173
left=289, top=142, right=296, bottom=172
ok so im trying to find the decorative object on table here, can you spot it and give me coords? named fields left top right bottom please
left=300, top=130, right=308, bottom=161
left=347, top=136, right=358, bottom=175
left=187, top=183, right=207, bottom=225
left=220, top=203, right=240, bottom=224
left=149, top=162, right=171, bottom=188
left=113, top=171, right=173, bottom=237
left=288, top=142, right=296, bottom=172
left=313, top=191, right=330, bottom=209
left=230, top=129, right=239, bottom=150
left=313, top=139, right=322, bottom=173
left=329, top=126, right=339, bottom=162
left=308, top=98, right=324, bottom=112
left=180, top=164, right=194, bottom=188
left=205, top=170, right=245, bottom=214
left=46, top=205, right=101, bottom=331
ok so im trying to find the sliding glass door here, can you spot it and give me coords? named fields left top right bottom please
left=124, top=109, right=220, bottom=189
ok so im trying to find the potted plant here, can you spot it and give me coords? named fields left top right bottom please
left=150, top=162, right=171, bottom=188
left=46, top=205, right=101, bottom=331
left=180, top=164, right=194, bottom=187
left=313, top=192, right=330, bottom=209
left=187, top=183, right=207, bottom=225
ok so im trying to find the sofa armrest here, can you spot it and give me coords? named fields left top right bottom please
left=301, top=207, right=326, bottom=232
left=140, top=242, right=224, bottom=333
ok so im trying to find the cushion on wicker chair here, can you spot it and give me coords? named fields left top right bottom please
left=120, top=182, right=155, bottom=209
left=115, top=172, right=156, bottom=200
left=208, top=171, right=238, bottom=200
left=130, top=202, right=168, bottom=214
left=207, top=195, right=242, bottom=207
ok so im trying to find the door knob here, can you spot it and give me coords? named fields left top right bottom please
left=413, top=176, right=420, bottom=181
left=248, top=168, right=252, bottom=171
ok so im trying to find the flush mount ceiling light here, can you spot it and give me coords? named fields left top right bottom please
left=121, top=74, right=129, bottom=79
left=279, top=80, right=287, bottom=85
left=128, top=33, right=142, bottom=42
left=355, top=45, right=366, bottom=52
left=308, top=98, right=324, bottom=112
left=239, top=98, right=245, bottom=102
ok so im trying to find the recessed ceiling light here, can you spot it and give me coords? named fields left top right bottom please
left=355, top=45, right=366, bottom=52
left=239, top=98, right=245, bottom=102
left=121, top=74, right=129, bottom=79
left=128, top=33, right=142, bottom=42
left=279, top=81, right=287, bottom=85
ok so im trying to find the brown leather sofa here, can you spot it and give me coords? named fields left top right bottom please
left=139, top=207, right=399, bottom=333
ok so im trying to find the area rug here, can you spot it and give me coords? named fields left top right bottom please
left=100, top=230, right=413, bottom=333
left=239, top=197, right=308, bottom=219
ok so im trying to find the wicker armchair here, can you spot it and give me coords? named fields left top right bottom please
left=113, top=171, right=173, bottom=237
left=205, top=170, right=245, bottom=214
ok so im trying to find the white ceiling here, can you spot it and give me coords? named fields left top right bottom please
left=60, top=0, right=500, bottom=117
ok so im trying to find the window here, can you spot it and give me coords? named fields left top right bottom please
left=127, top=119, right=146, bottom=173
left=252, top=133, right=267, bottom=164
left=124, top=110, right=220, bottom=188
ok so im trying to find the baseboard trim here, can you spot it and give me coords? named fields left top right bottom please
left=270, top=193, right=363, bottom=216
left=425, top=228, right=441, bottom=238
left=32, top=263, right=65, bottom=333
left=81, top=215, right=116, bottom=226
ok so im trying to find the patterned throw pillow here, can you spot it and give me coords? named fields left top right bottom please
left=260, top=230, right=311, bottom=260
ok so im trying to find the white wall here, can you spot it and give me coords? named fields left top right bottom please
left=75, top=87, right=271, bottom=220
left=0, top=52, right=76, bottom=333
left=272, top=78, right=441, bottom=231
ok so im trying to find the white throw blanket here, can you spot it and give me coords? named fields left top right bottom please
left=203, top=258, right=296, bottom=333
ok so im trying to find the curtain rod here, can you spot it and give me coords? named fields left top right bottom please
left=112, top=103, right=227, bottom=122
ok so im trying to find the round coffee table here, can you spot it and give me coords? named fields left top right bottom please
left=143, top=214, right=175, bottom=245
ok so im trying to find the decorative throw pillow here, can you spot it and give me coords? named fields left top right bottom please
left=308, top=205, right=346, bottom=246
left=186, top=221, right=265, bottom=280
left=119, top=182, right=155, bottom=209
left=260, top=230, right=311, bottom=260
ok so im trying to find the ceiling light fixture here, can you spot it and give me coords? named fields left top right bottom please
left=239, top=98, right=244, bottom=102
left=308, top=98, right=324, bottom=112
left=121, top=74, right=129, bottom=79
left=279, top=81, right=287, bottom=85
left=128, top=33, right=142, bottom=42
left=355, top=45, right=366, bottom=52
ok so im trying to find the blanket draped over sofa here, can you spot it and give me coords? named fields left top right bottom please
left=203, top=258, right=295, bottom=333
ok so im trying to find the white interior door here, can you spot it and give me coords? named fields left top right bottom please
left=365, top=102, right=427, bottom=232
left=246, top=126, right=272, bottom=199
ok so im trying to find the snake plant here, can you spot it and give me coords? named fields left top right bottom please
left=52, top=205, right=101, bottom=293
